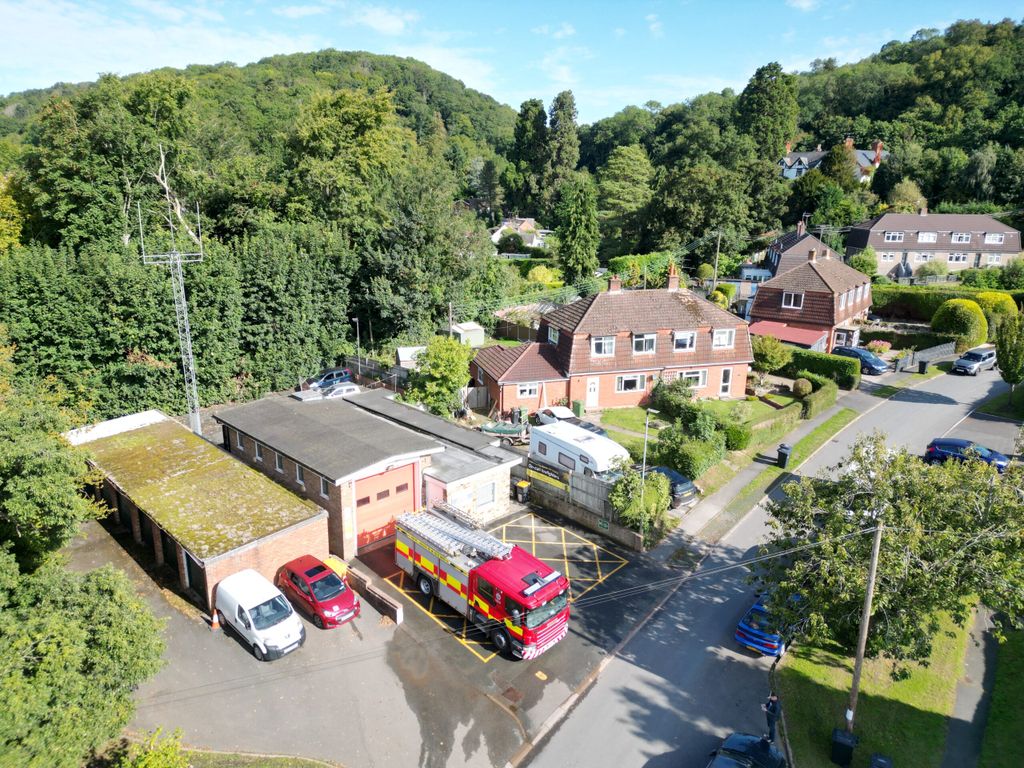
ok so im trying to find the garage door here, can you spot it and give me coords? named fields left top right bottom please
left=355, top=463, right=416, bottom=551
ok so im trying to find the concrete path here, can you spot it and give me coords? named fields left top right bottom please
left=940, top=607, right=997, bottom=768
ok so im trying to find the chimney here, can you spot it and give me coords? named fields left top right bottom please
left=666, top=262, right=680, bottom=292
left=873, top=139, right=883, bottom=165
left=808, top=248, right=817, bottom=263
left=844, top=136, right=854, bottom=149
left=796, top=219, right=806, bottom=236
left=785, top=140, right=792, bottom=154
left=608, top=274, right=622, bottom=294
left=919, top=205, right=928, bottom=216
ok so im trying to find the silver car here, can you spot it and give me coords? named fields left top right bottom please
left=953, top=348, right=997, bottom=375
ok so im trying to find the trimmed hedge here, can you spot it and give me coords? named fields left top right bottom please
left=932, top=298, right=988, bottom=353
left=792, top=378, right=813, bottom=398
left=860, top=329, right=956, bottom=350
left=784, top=348, right=861, bottom=390
left=871, top=284, right=1024, bottom=322
left=796, top=370, right=839, bottom=419
left=724, top=422, right=753, bottom=451
left=672, top=437, right=727, bottom=479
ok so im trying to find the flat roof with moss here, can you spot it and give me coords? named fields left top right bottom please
left=74, top=412, right=321, bottom=561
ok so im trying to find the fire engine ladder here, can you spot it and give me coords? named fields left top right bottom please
left=404, top=510, right=513, bottom=561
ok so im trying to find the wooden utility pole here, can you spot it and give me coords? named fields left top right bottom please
left=712, top=230, right=722, bottom=293
left=846, top=522, right=884, bottom=733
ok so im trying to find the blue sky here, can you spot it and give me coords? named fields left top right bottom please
left=2, top=0, right=1022, bottom=123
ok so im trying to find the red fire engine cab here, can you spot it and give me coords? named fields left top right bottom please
left=395, top=505, right=570, bottom=659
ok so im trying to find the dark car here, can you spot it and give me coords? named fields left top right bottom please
left=646, top=465, right=698, bottom=508
left=705, top=733, right=787, bottom=768
left=735, top=599, right=786, bottom=657
left=952, top=347, right=997, bottom=375
left=925, top=438, right=1009, bottom=473
left=277, top=555, right=361, bottom=629
left=832, top=346, right=889, bottom=375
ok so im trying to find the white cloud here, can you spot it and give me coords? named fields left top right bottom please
left=535, top=45, right=592, bottom=89
left=347, top=4, right=419, bottom=35
left=613, top=27, right=626, bottom=38
left=272, top=5, right=329, bottom=19
left=553, top=22, right=575, bottom=39
left=786, top=0, right=820, bottom=10
left=531, top=24, right=550, bottom=35
left=645, top=13, right=663, bottom=38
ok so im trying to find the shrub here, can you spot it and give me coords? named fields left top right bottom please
left=931, top=298, right=988, bottom=352
left=497, top=232, right=525, bottom=253
left=709, top=289, right=729, bottom=307
left=526, top=264, right=563, bottom=287
left=849, top=250, right=877, bottom=277
left=656, top=424, right=726, bottom=479
left=696, top=263, right=715, bottom=280
left=1002, top=257, right=1024, bottom=289
left=795, top=369, right=838, bottom=418
left=609, top=464, right=671, bottom=535
left=784, top=347, right=861, bottom=389
left=752, top=334, right=794, bottom=374
left=792, top=378, right=813, bottom=398
left=961, top=267, right=1003, bottom=289
left=860, top=329, right=955, bottom=350
left=976, top=291, right=1019, bottom=340
left=872, top=275, right=892, bottom=285
left=717, top=282, right=737, bottom=301
left=915, top=260, right=949, bottom=278
left=865, top=339, right=892, bottom=355
left=723, top=422, right=753, bottom=451
left=650, top=377, right=694, bottom=420
left=871, top=284, right=1024, bottom=322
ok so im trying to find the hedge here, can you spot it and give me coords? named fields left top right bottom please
left=871, top=284, right=1024, bottom=322
left=796, top=370, right=839, bottom=419
left=670, top=437, right=727, bottom=479
left=860, top=329, right=956, bottom=350
left=723, top=422, right=753, bottom=451
left=784, top=348, right=861, bottom=390
left=750, top=403, right=804, bottom=449
left=932, top=298, right=988, bottom=352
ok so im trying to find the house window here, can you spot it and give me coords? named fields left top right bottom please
left=475, top=366, right=484, bottom=386
left=854, top=285, right=863, bottom=302
left=254, top=443, right=264, bottom=462
left=615, top=374, right=646, bottom=393
left=987, top=253, right=1002, bottom=265
left=951, top=232, right=971, bottom=244
left=948, top=253, right=968, bottom=263
left=712, top=329, right=735, bottom=349
left=396, top=483, right=409, bottom=493
left=632, top=333, right=656, bottom=354
left=275, top=453, right=284, bottom=473
left=320, top=477, right=330, bottom=498
left=478, top=482, right=495, bottom=508
left=548, top=326, right=559, bottom=346
left=984, top=233, right=1005, bottom=244
left=839, top=292, right=846, bottom=310
left=782, top=292, right=803, bottom=309
left=915, top=253, right=930, bottom=262
left=517, top=382, right=538, bottom=397
left=680, top=370, right=708, bottom=388
left=591, top=336, right=615, bottom=357
left=356, top=496, right=370, bottom=507
left=673, top=331, right=696, bottom=351
left=235, top=430, right=244, bottom=450
left=918, top=232, right=937, bottom=243
left=881, top=253, right=895, bottom=262
left=296, top=465, right=305, bottom=486
left=883, top=231, right=904, bottom=243
left=376, top=489, right=390, bottom=501
left=558, top=452, right=576, bottom=470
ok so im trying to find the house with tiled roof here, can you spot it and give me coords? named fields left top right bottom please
left=471, top=266, right=753, bottom=415
left=779, top=138, right=888, bottom=183
left=764, top=220, right=840, bottom=277
left=748, top=249, right=871, bottom=352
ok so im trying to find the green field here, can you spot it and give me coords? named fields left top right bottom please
left=977, top=390, right=1024, bottom=421
left=779, top=610, right=971, bottom=768
left=979, top=629, right=1024, bottom=768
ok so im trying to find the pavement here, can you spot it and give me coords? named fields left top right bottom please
left=523, top=365, right=1015, bottom=768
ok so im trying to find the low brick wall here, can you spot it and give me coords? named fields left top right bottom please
left=346, top=565, right=404, bottom=625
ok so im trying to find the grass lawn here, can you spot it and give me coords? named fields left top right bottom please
left=778, top=609, right=972, bottom=768
left=977, top=390, right=1024, bottom=421
left=605, top=427, right=646, bottom=458
left=600, top=406, right=667, bottom=435
left=481, top=337, right=524, bottom=348
left=979, top=629, right=1024, bottom=768
left=702, top=395, right=799, bottom=425
left=188, top=753, right=335, bottom=767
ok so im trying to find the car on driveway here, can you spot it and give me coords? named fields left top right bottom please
left=735, top=598, right=787, bottom=657
left=925, top=438, right=1009, bottom=473
left=952, top=347, right=997, bottom=375
left=705, top=733, right=787, bottom=768
left=645, top=465, right=698, bottom=508
left=305, top=367, right=352, bottom=391
left=536, top=406, right=608, bottom=436
left=278, top=555, right=361, bottom=629
left=831, top=345, right=889, bottom=375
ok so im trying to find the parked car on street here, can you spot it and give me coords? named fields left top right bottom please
left=704, top=733, right=787, bottom=768
left=321, top=383, right=361, bottom=399
left=305, top=367, right=352, bottom=391
left=831, top=346, right=889, bottom=375
left=277, top=555, right=360, bottom=629
left=735, top=597, right=787, bottom=657
left=214, top=569, right=306, bottom=661
left=643, top=465, right=698, bottom=508
left=952, top=347, right=997, bottom=376
left=925, top=438, right=1009, bottom=473
left=536, top=406, right=608, bottom=436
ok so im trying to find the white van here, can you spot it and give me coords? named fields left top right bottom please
left=529, top=422, right=629, bottom=477
left=215, top=569, right=306, bottom=661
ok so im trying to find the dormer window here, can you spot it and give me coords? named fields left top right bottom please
left=673, top=331, right=696, bottom=352
left=591, top=336, right=615, bottom=357
left=548, top=326, right=559, bottom=346
left=985, top=233, right=1005, bottom=244
left=782, top=292, right=804, bottom=309
left=712, top=329, right=735, bottom=349
left=918, top=232, right=937, bottom=243
left=883, top=232, right=904, bottom=243
left=951, top=232, right=971, bottom=244
left=633, top=333, right=656, bottom=354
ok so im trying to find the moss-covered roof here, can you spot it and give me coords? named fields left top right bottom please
left=86, top=418, right=321, bottom=560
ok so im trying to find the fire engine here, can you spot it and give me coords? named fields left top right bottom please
left=395, top=504, right=570, bottom=659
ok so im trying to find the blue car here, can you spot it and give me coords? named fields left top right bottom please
left=735, top=599, right=787, bottom=657
left=831, top=345, right=889, bottom=375
left=925, top=438, right=1009, bottom=473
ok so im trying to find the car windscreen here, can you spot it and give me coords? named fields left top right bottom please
left=962, top=353, right=983, bottom=361
left=971, top=444, right=993, bottom=458
left=310, top=572, right=346, bottom=602
left=526, top=590, right=568, bottom=629
left=250, top=595, right=293, bottom=630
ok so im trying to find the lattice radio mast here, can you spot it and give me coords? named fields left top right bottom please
left=138, top=146, right=204, bottom=436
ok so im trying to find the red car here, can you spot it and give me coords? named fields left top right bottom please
left=277, top=555, right=360, bottom=629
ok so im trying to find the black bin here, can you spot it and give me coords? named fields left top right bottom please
left=870, top=754, right=893, bottom=768
left=918, top=359, right=930, bottom=374
left=830, top=728, right=858, bottom=767
left=777, top=443, right=793, bottom=469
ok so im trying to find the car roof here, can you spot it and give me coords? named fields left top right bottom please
left=283, top=555, right=330, bottom=581
left=545, top=406, right=576, bottom=418
left=217, top=568, right=281, bottom=605
left=930, top=437, right=973, bottom=448
left=649, top=465, right=692, bottom=484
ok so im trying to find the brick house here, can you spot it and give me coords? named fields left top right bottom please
left=844, top=210, right=1022, bottom=277
left=471, top=266, right=753, bottom=414
left=67, top=410, right=328, bottom=611
left=749, top=249, right=871, bottom=351
left=764, top=220, right=840, bottom=277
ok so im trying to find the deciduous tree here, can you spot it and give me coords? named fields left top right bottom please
left=402, top=336, right=474, bottom=416
left=995, top=313, right=1024, bottom=403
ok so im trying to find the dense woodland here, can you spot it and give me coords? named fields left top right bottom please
left=0, top=20, right=1023, bottom=420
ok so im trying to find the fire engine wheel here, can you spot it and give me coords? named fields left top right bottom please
left=491, top=629, right=511, bottom=655
left=417, top=573, right=434, bottom=597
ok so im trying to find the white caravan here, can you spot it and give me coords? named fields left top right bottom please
left=529, top=421, right=629, bottom=477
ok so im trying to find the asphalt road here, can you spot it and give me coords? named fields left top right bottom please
left=525, top=368, right=1014, bottom=768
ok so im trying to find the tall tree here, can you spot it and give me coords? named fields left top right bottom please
left=544, top=90, right=580, bottom=218
left=503, top=99, right=549, bottom=215
left=402, top=336, right=474, bottom=416
left=555, top=172, right=599, bottom=285
left=734, top=62, right=799, bottom=160
left=0, top=175, right=21, bottom=252
left=995, top=313, right=1024, bottom=403
left=597, top=144, right=654, bottom=256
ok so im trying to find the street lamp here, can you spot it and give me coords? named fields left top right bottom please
left=351, top=317, right=361, bottom=379
left=639, top=407, right=659, bottom=546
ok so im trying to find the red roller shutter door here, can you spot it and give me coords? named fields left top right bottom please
left=354, top=463, right=416, bottom=550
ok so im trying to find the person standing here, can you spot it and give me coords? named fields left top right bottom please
left=761, top=691, right=781, bottom=743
